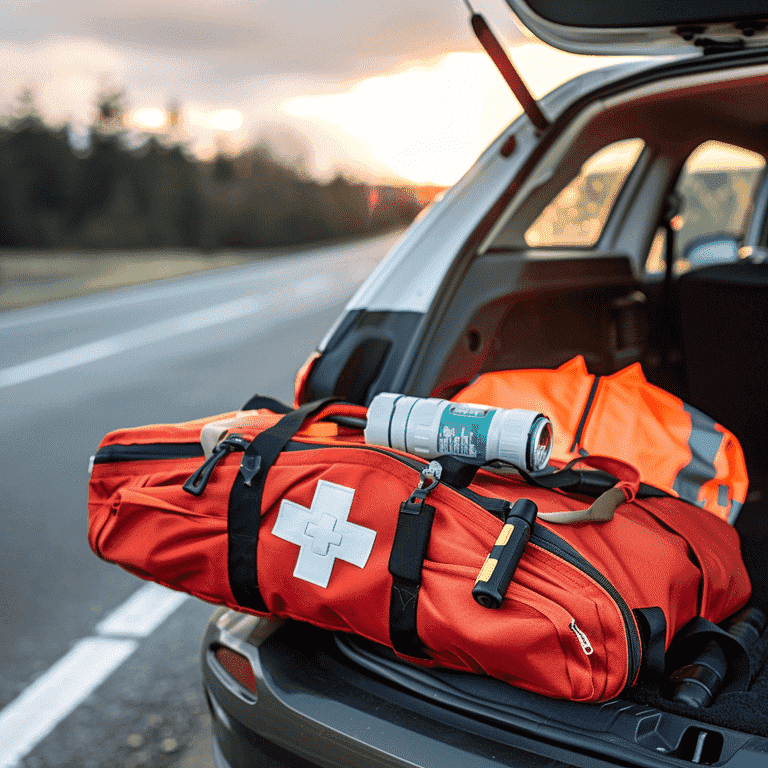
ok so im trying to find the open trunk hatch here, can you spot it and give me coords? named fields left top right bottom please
left=505, top=0, right=768, bottom=55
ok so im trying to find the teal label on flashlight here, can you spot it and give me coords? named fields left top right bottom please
left=438, top=404, right=497, bottom=462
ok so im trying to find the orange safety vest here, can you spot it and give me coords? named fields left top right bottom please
left=453, top=356, right=748, bottom=524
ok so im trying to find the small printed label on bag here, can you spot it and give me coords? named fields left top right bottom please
left=569, top=620, right=594, bottom=656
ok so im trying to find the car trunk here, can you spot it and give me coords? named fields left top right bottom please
left=504, top=0, right=768, bottom=56
left=334, top=262, right=768, bottom=763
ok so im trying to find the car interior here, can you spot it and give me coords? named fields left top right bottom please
left=319, top=59, right=768, bottom=760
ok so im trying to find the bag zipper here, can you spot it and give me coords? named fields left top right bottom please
left=92, top=442, right=204, bottom=464
left=458, top=484, right=640, bottom=689
left=182, top=434, right=251, bottom=496
left=529, top=523, right=640, bottom=688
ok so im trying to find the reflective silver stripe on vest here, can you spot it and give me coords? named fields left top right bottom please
left=672, top=404, right=723, bottom=511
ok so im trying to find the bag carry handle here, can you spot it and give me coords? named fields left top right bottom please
left=536, top=491, right=627, bottom=524
left=240, top=393, right=294, bottom=413
left=532, top=456, right=641, bottom=524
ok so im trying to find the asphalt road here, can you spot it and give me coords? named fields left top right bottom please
left=0, top=232, right=400, bottom=768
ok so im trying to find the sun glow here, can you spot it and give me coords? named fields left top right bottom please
left=129, top=107, right=168, bottom=130
left=286, top=47, right=638, bottom=186
left=210, top=109, right=243, bottom=131
left=288, top=53, right=511, bottom=186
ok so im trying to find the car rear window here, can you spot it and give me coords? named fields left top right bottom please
left=675, top=141, right=765, bottom=265
left=645, top=141, right=766, bottom=276
left=525, top=138, right=644, bottom=248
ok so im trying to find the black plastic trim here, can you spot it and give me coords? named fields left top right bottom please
left=333, top=630, right=763, bottom=767
left=523, top=0, right=768, bottom=28
left=306, top=310, right=422, bottom=405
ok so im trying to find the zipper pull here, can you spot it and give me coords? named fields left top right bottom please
left=570, top=620, right=594, bottom=656
left=183, top=434, right=250, bottom=497
left=403, top=461, right=441, bottom=513
left=422, top=460, right=442, bottom=486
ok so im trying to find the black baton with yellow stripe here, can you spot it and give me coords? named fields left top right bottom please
left=473, top=499, right=538, bottom=609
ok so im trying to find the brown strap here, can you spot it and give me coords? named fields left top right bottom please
left=538, top=486, right=627, bottom=524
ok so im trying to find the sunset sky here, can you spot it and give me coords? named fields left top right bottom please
left=0, top=0, right=638, bottom=185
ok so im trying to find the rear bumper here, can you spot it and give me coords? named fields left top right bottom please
left=201, top=609, right=768, bottom=768
left=201, top=611, right=576, bottom=768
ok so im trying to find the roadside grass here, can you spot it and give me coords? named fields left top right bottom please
left=0, top=231, right=403, bottom=312
left=0, top=251, right=280, bottom=312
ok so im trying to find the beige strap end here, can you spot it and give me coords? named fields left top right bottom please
left=537, top=486, right=626, bottom=524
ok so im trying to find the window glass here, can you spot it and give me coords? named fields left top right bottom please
left=672, top=141, right=765, bottom=273
left=525, top=139, right=644, bottom=248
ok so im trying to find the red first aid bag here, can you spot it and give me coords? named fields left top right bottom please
left=453, top=356, right=748, bottom=524
left=88, top=397, right=751, bottom=702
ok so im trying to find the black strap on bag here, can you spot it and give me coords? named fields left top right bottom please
left=516, top=463, right=669, bottom=499
left=433, top=453, right=669, bottom=500
left=432, top=455, right=480, bottom=489
left=388, top=470, right=439, bottom=659
left=634, top=607, right=668, bottom=679
left=227, top=398, right=336, bottom=612
left=666, top=614, right=756, bottom=701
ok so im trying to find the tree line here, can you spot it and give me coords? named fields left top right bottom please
left=0, top=103, right=422, bottom=251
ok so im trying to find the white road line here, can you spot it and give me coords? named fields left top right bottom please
left=0, top=265, right=267, bottom=331
left=0, top=637, right=138, bottom=768
left=95, top=582, right=189, bottom=638
left=0, top=295, right=260, bottom=388
left=0, top=266, right=353, bottom=389
left=0, top=583, right=190, bottom=767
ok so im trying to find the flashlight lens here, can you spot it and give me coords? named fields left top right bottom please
left=530, top=418, right=553, bottom=471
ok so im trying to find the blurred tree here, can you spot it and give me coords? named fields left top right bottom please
left=212, top=152, right=236, bottom=183
left=67, top=89, right=131, bottom=237
left=14, top=87, right=42, bottom=122
left=0, top=109, right=77, bottom=246
left=166, top=98, right=186, bottom=146
left=71, top=134, right=126, bottom=228
left=95, top=90, right=127, bottom=134
left=0, top=94, right=422, bottom=251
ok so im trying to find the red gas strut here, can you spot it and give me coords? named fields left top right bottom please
left=464, top=0, right=549, bottom=131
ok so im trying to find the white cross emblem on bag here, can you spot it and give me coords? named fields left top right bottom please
left=271, top=480, right=376, bottom=588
